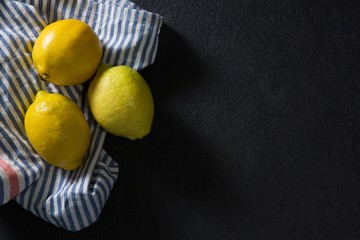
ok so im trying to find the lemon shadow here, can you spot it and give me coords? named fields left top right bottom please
left=100, top=25, right=241, bottom=239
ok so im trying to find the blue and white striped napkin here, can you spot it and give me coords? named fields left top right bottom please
left=0, top=0, right=162, bottom=231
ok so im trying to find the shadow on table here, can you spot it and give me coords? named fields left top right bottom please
left=101, top=24, right=240, bottom=239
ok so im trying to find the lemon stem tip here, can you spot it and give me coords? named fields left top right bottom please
left=40, top=73, right=49, bottom=81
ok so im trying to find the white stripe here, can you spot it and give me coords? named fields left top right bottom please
left=0, top=78, right=44, bottom=174
left=108, top=7, right=128, bottom=64
left=41, top=0, right=49, bottom=24
left=133, top=13, right=151, bottom=70
left=90, top=192, right=102, bottom=219
left=36, top=165, right=55, bottom=208
left=91, top=2, right=105, bottom=38
left=57, top=0, right=66, bottom=19
left=70, top=127, right=107, bottom=227
left=125, top=10, right=145, bottom=67
left=118, top=8, right=136, bottom=64
left=47, top=168, right=66, bottom=226
left=93, top=168, right=112, bottom=197
left=10, top=0, right=46, bottom=36
left=41, top=166, right=60, bottom=225
left=62, top=0, right=74, bottom=19
left=0, top=55, right=35, bottom=108
left=0, top=35, right=34, bottom=108
left=92, top=170, right=108, bottom=204
left=86, top=1, right=97, bottom=25
left=1, top=154, right=26, bottom=193
left=1, top=2, right=34, bottom=39
left=60, top=189, right=74, bottom=231
left=0, top=113, right=41, bottom=169
left=82, top=126, right=107, bottom=189
left=143, top=14, right=160, bottom=68
left=84, top=194, right=97, bottom=224
left=1, top=118, right=42, bottom=178
left=73, top=2, right=89, bottom=21
left=101, top=4, right=117, bottom=61
left=0, top=132, right=35, bottom=184
left=0, top=72, right=27, bottom=121
left=29, top=168, right=46, bottom=213
left=75, top=193, right=90, bottom=228
left=62, top=157, right=90, bottom=229
left=47, top=0, right=56, bottom=23
left=0, top=61, right=31, bottom=115
left=25, top=1, right=47, bottom=28
left=0, top=16, right=39, bottom=91
left=53, top=169, right=72, bottom=231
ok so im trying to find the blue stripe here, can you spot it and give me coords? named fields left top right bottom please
left=0, top=90, right=24, bottom=136
left=0, top=51, right=30, bottom=113
left=96, top=0, right=107, bottom=52
left=106, top=6, right=125, bottom=64
left=148, top=18, right=162, bottom=67
left=0, top=135, right=30, bottom=187
left=128, top=11, right=148, bottom=67
left=64, top=193, right=79, bottom=231
left=0, top=32, right=38, bottom=100
left=139, top=14, right=156, bottom=69
left=80, top=87, right=88, bottom=116
left=95, top=165, right=114, bottom=196
left=124, top=0, right=133, bottom=8
left=0, top=2, right=36, bottom=39
left=77, top=128, right=105, bottom=220
left=48, top=194, right=63, bottom=228
left=54, top=86, right=79, bottom=103
left=36, top=0, right=44, bottom=20
left=102, top=5, right=117, bottom=63
left=121, top=10, right=140, bottom=66
left=59, top=0, right=69, bottom=19
left=31, top=164, right=51, bottom=216
left=4, top=1, right=43, bottom=38
left=0, top=83, right=43, bottom=174
left=50, top=1, right=61, bottom=22
left=61, top=192, right=76, bottom=230
left=112, top=7, right=130, bottom=64
left=67, top=0, right=77, bottom=17
left=54, top=169, right=72, bottom=230
left=78, top=193, right=94, bottom=227
left=65, top=159, right=90, bottom=230
left=70, top=193, right=86, bottom=230
left=0, top=130, right=38, bottom=184
left=87, top=191, right=101, bottom=218
left=93, top=179, right=107, bottom=207
left=37, top=166, right=62, bottom=227
left=69, top=128, right=105, bottom=228
left=84, top=0, right=93, bottom=22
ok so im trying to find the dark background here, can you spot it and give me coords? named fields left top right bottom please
left=1, top=0, right=360, bottom=239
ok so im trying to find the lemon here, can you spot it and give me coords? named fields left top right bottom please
left=24, top=91, right=90, bottom=170
left=32, top=19, right=102, bottom=86
left=88, top=64, right=154, bottom=140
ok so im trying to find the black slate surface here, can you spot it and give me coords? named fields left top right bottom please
left=1, top=0, right=360, bottom=239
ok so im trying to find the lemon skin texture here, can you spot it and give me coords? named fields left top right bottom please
left=24, top=91, right=90, bottom=170
left=32, top=19, right=102, bottom=86
left=88, top=64, right=154, bottom=140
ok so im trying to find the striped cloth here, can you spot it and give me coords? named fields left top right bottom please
left=0, top=0, right=162, bottom=231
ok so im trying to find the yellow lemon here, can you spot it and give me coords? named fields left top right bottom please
left=32, top=19, right=102, bottom=86
left=24, top=91, right=90, bottom=170
left=88, top=64, right=154, bottom=140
